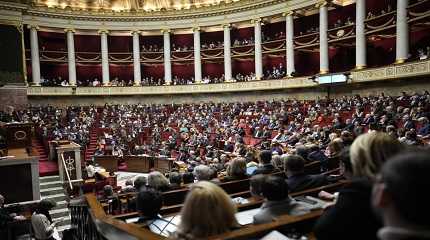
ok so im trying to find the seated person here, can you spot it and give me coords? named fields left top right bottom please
left=314, top=132, right=404, bottom=240
left=252, top=150, right=275, bottom=175
left=168, top=172, right=183, bottom=190
left=372, top=150, right=430, bottom=240
left=85, top=161, right=96, bottom=178
left=249, top=174, right=266, bottom=201
left=1, top=194, right=25, bottom=238
left=136, top=188, right=177, bottom=237
left=147, top=171, right=170, bottom=192
left=101, top=185, right=120, bottom=214
left=285, top=155, right=329, bottom=192
left=182, top=172, right=195, bottom=184
left=172, top=181, right=239, bottom=239
left=222, top=157, right=248, bottom=182
left=253, top=175, right=311, bottom=224
left=31, top=200, right=59, bottom=240
left=121, top=180, right=135, bottom=193
left=193, top=165, right=214, bottom=182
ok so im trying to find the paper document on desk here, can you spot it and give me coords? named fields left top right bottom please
left=260, top=230, right=292, bottom=240
left=235, top=208, right=260, bottom=225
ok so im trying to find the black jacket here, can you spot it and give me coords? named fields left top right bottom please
left=286, top=173, right=328, bottom=193
left=314, top=178, right=382, bottom=240
left=252, top=164, right=275, bottom=175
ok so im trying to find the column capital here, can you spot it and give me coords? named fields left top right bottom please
left=282, top=11, right=295, bottom=17
left=222, top=23, right=231, bottom=29
left=64, top=28, right=75, bottom=33
left=161, top=29, right=171, bottom=34
left=192, top=26, right=200, bottom=32
left=251, top=18, right=262, bottom=24
left=27, top=24, right=39, bottom=30
left=97, top=29, right=109, bottom=35
left=131, top=30, right=141, bottom=35
left=315, top=0, right=329, bottom=8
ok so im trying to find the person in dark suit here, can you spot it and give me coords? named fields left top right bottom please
left=284, top=155, right=328, bottom=193
left=253, top=176, right=311, bottom=224
left=372, top=151, right=430, bottom=240
left=252, top=150, right=275, bottom=175
left=314, top=132, right=405, bottom=240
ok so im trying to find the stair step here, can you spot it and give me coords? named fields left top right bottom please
left=41, top=193, right=67, bottom=202
left=39, top=175, right=60, bottom=183
left=53, top=200, right=68, bottom=210
left=41, top=186, right=65, bottom=195
left=50, top=208, right=70, bottom=219
left=57, top=224, right=72, bottom=233
left=40, top=181, right=63, bottom=189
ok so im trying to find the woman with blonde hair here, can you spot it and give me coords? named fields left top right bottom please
left=349, top=132, right=404, bottom=180
left=222, top=157, right=248, bottom=182
left=314, top=132, right=405, bottom=240
left=147, top=171, right=170, bottom=192
left=172, top=181, right=239, bottom=239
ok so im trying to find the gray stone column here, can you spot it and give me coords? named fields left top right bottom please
left=223, top=24, right=232, bottom=82
left=132, top=30, right=142, bottom=86
left=99, top=30, right=110, bottom=85
left=356, top=0, right=367, bottom=69
left=66, top=29, right=77, bottom=85
left=396, top=0, right=409, bottom=63
left=285, top=12, right=295, bottom=76
left=253, top=18, right=263, bottom=80
left=193, top=27, right=202, bottom=83
left=29, top=25, right=41, bottom=86
left=319, top=2, right=329, bottom=74
left=162, top=29, right=172, bottom=85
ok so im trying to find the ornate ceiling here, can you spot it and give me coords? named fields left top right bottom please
left=33, top=0, right=242, bottom=12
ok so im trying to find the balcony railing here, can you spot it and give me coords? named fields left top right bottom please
left=26, top=60, right=430, bottom=96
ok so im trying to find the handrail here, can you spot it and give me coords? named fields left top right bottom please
left=60, top=153, right=74, bottom=190
left=85, top=193, right=166, bottom=240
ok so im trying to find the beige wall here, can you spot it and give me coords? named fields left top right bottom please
left=27, top=78, right=430, bottom=107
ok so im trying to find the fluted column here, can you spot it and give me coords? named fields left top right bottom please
left=253, top=18, right=263, bottom=80
left=132, top=30, right=142, bottom=86
left=285, top=12, right=295, bottom=77
left=319, top=2, right=329, bottom=74
left=99, top=30, right=110, bottom=85
left=29, top=25, right=41, bottom=86
left=162, top=29, right=172, bottom=85
left=193, top=27, right=202, bottom=83
left=396, top=0, right=409, bottom=63
left=65, top=29, right=77, bottom=85
left=223, top=24, right=232, bottom=82
left=356, top=0, right=366, bottom=69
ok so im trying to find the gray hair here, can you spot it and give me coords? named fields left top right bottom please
left=193, top=165, right=213, bottom=181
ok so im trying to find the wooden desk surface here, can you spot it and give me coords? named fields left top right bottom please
left=6, top=148, right=29, bottom=158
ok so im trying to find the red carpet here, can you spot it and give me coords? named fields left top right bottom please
left=32, top=139, right=59, bottom=176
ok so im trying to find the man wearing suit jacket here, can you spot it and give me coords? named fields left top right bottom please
left=252, top=150, right=275, bottom=175
left=285, top=155, right=328, bottom=193
left=373, top=151, right=430, bottom=240
left=253, top=176, right=311, bottom=224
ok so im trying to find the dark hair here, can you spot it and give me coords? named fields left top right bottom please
left=133, top=176, right=147, bottom=191
left=259, top=150, right=272, bottom=164
left=339, top=147, right=353, bottom=174
left=250, top=174, right=266, bottom=197
left=285, top=155, right=305, bottom=173
left=35, top=199, right=56, bottom=214
left=182, top=172, right=195, bottom=184
left=261, top=176, right=289, bottom=201
left=169, top=172, right=182, bottom=185
left=381, top=150, right=430, bottom=227
left=136, top=189, right=163, bottom=219
left=295, top=146, right=309, bottom=160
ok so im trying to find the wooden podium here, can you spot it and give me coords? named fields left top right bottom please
left=0, top=122, right=40, bottom=203
left=53, top=141, right=83, bottom=185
